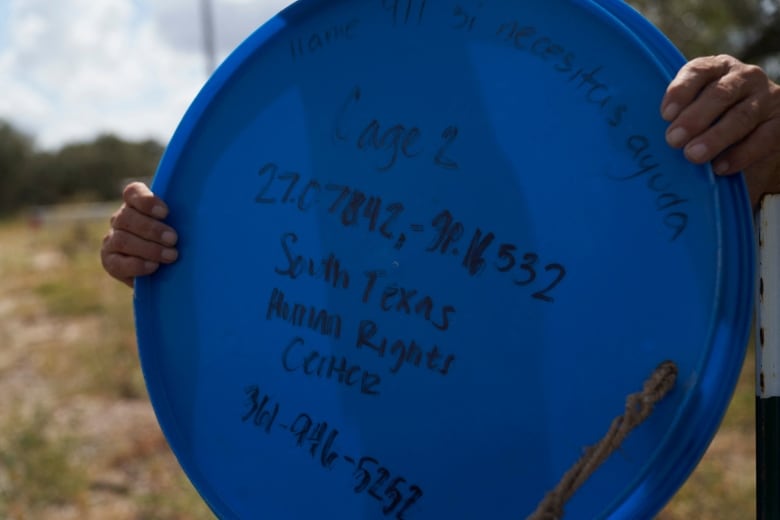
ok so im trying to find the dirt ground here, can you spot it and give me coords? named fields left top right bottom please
left=0, top=220, right=213, bottom=519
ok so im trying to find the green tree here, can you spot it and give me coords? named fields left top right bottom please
left=0, top=121, right=35, bottom=215
left=626, top=0, right=780, bottom=78
left=51, top=134, right=163, bottom=202
left=0, top=121, right=164, bottom=214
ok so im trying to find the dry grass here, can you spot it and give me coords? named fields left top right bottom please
left=0, top=210, right=756, bottom=519
left=0, top=214, right=213, bottom=520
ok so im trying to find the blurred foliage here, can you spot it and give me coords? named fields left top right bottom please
left=0, top=125, right=163, bottom=217
left=0, top=408, right=88, bottom=516
left=0, top=122, right=35, bottom=215
left=626, top=0, right=780, bottom=78
left=0, top=218, right=213, bottom=518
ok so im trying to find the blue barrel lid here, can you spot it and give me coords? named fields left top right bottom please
left=134, top=1, right=755, bottom=518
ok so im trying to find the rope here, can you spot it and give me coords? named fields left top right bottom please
left=527, top=360, right=678, bottom=520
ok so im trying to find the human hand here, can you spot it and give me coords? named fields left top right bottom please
left=101, top=182, right=179, bottom=288
left=661, top=54, right=780, bottom=209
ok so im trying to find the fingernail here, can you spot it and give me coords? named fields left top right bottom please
left=666, top=127, right=688, bottom=148
left=144, top=261, right=159, bottom=271
left=162, top=248, right=178, bottom=262
left=686, top=143, right=709, bottom=162
left=152, top=205, right=167, bottom=219
left=662, top=103, right=680, bottom=121
left=714, top=160, right=730, bottom=175
left=162, top=231, right=178, bottom=245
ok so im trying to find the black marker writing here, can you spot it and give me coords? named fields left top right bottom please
left=274, top=232, right=351, bottom=290
left=494, top=22, right=627, bottom=128
left=382, top=0, right=426, bottom=26
left=422, top=210, right=568, bottom=302
left=608, top=135, right=689, bottom=241
left=451, top=2, right=484, bottom=32
left=266, top=288, right=343, bottom=339
left=289, top=18, right=360, bottom=61
left=333, top=86, right=460, bottom=171
left=256, top=171, right=567, bottom=299
left=254, top=163, right=407, bottom=243
left=356, top=319, right=456, bottom=376
left=242, top=386, right=425, bottom=517
left=361, top=270, right=456, bottom=331
left=281, top=336, right=381, bottom=396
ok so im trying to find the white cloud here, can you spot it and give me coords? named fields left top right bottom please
left=0, top=0, right=292, bottom=150
left=156, top=0, right=290, bottom=59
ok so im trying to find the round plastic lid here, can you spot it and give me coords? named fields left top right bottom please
left=134, top=1, right=755, bottom=518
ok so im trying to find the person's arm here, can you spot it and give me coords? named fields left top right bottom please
left=101, top=182, right=179, bottom=288
left=660, top=54, right=780, bottom=208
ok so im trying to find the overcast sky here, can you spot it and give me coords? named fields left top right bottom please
left=0, top=0, right=292, bottom=150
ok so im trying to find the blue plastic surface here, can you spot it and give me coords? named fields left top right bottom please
left=134, top=1, right=756, bottom=518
